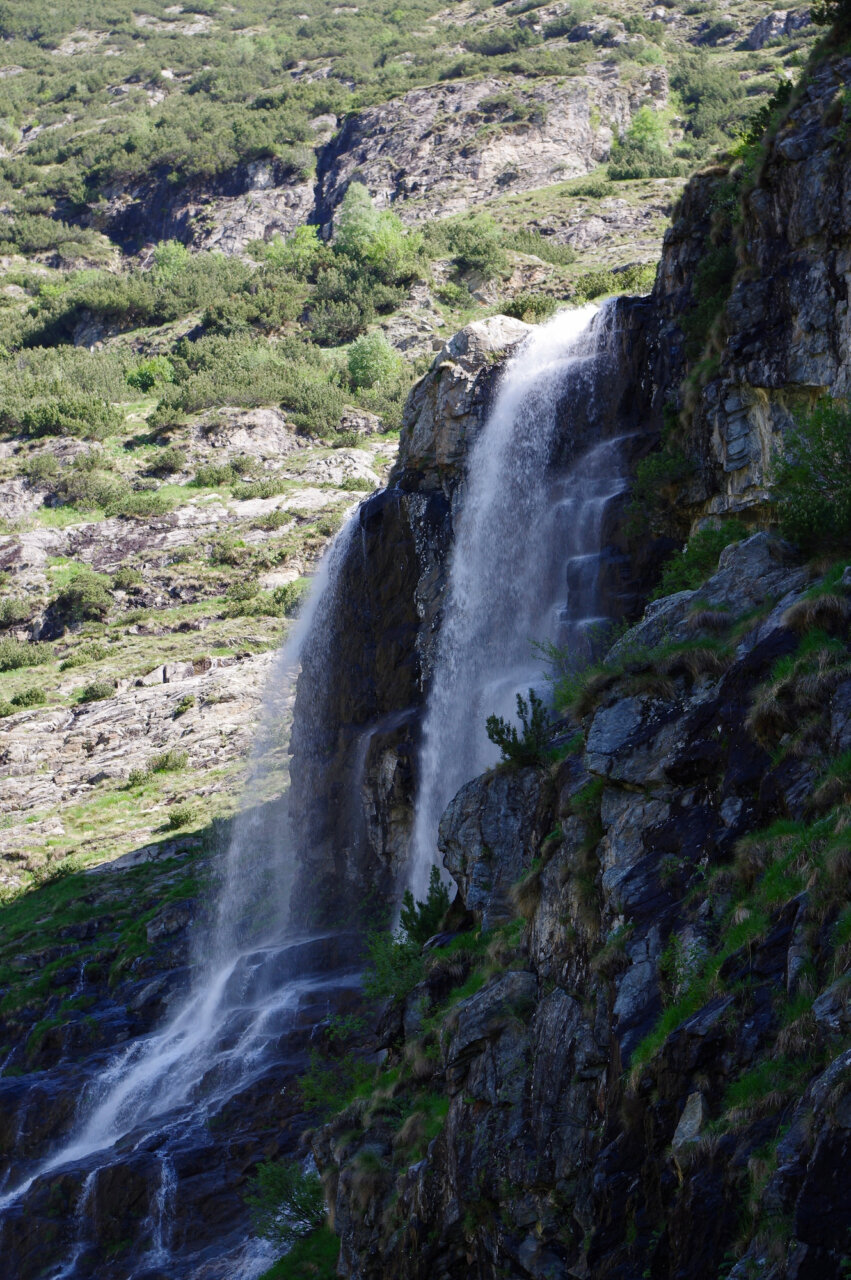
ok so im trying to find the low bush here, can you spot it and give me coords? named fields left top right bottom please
left=257, top=1225, right=339, bottom=1280
left=52, top=570, right=113, bottom=624
left=0, top=637, right=52, bottom=671
left=126, top=356, right=175, bottom=392
left=652, top=520, right=748, bottom=598
left=112, top=567, right=142, bottom=591
left=347, top=332, right=402, bottom=390
left=0, top=597, right=32, bottom=628
left=772, top=399, right=851, bottom=553
left=150, top=749, right=188, bottom=774
left=364, top=867, right=452, bottom=1001
left=573, top=262, right=656, bottom=301
left=166, top=804, right=196, bottom=831
left=0, top=686, right=46, bottom=716
left=502, top=292, right=557, bottom=323
left=78, top=679, right=114, bottom=703
left=147, top=446, right=185, bottom=477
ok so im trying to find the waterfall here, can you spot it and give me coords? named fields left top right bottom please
left=0, top=520, right=360, bottom=1275
left=0, top=300, right=635, bottom=1276
left=409, top=301, right=627, bottom=897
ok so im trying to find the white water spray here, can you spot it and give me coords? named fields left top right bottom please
left=409, top=302, right=627, bottom=897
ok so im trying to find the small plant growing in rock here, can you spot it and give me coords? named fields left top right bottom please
left=173, top=694, right=195, bottom=719
left=52, top=570, right=113, bottom=625
left=112, top=566, right=142, bottom=592
left=245, top=1159, right=326, bottom=1247
left=150, top=749, right=188, bottom=773
left=486, top=689, right=551, bottom=767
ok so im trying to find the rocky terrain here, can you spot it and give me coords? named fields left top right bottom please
left=285, top=32, right=851, bottom=1280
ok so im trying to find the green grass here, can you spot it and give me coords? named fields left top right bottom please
left=258, top=1226, right=340, bottom=1280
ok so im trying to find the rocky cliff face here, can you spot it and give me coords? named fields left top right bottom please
left=301, top=47, right=851, bottom=1280
left=289, top=295, right=676, bottom=925
left=665, top=53, right=851, bottom=523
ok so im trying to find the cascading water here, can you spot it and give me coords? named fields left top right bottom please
left=0, top=520, right=362, bottom=1278
left=0, top=299, right=636, bottom=1277
left=409, top=301, right=629, bottom=897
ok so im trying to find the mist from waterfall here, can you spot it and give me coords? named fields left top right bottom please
left=409, top=301, right=627, bottom=898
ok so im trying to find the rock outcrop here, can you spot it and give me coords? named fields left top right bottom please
left=316, top=530, right=851, bottom=1280
left=298, top=46, right=851, bottom=1280
left=664, top=54, right=851, bottom=522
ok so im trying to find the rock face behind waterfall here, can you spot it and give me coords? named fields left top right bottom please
left=305, top=48, right=851, bottom=1280
left=289, top=304, right=675, bottom=925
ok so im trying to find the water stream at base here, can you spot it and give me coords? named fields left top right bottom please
left=0, top=301, right=633, bottom=1276
left=409, top=301, right=629, bottom=897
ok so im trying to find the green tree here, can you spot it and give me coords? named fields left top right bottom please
left=486, top=689, right=552, bottom=767
left=245, top=1160, right=326, bottom=1247
left=347, top=331, right=401, bottom=389
left=399, top=866, right=451, bottom=945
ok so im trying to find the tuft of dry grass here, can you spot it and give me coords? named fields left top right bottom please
left=783, top=593, right=851, bottom=636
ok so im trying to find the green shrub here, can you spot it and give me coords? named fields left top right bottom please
left=20, top=451, right=59, bottom=486
left=258, top=1226, right=339, bottom=1280
left=364, top=866, right=454, bottom=1000
left=78, top=678, right=114, bottom=703
left=486, top=689, right=551, bottom=767
left=608, top=107, right=681, bottom=181
left=436, top=282, right=474, bottom=308
left=149, top=749, right=188, bottom=774
left=0, top=597, right=32, bottom=628
left=173, top=695, right=195, bottom=718
left=447, top=213, right=510, bottom=280
left=399, top=866, right=451, bottom=946
left=773, top=399, right=851, bottom=553
left=166, top=804, right=195, bottom=830
left=245, top=1160, right=326, bottom=1248
left=126, top=356, right=175, bottom=393
left=8, top=395, right=120, bottom=441
left=574, top=262, right=656, bottom=301
left=52, top=570, right=113, bottom=624
left=347, top=331, right=401, bottom=390
left=193, top=456, right=257, bottom=488
left=59, top=640, right=107, bottom=670
left=111, top=489, right=176, bottom=519
left=502, top=292, right=557, bottom=323
left=112, top=567, right=142, bottom=591
left=0, top=686, right=46, bottom=715
left=147, top=445, right=185, bottom=477
left=652, top=520, right=748, bottom=598
left=508, top=229, right=576, bottom=267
